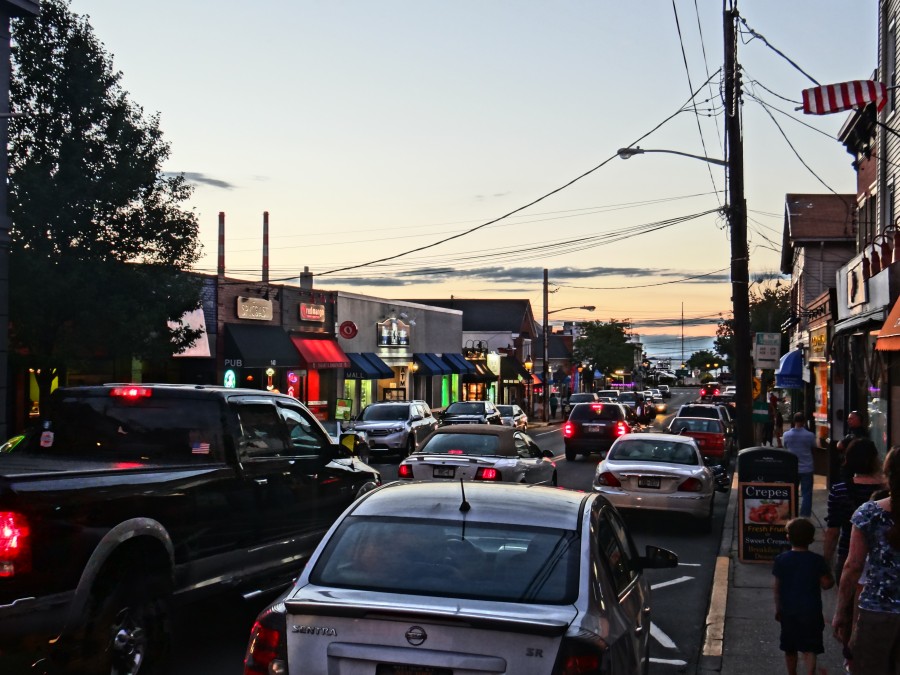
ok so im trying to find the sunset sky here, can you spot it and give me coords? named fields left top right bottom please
left=66, top=1, right=876, bottom=360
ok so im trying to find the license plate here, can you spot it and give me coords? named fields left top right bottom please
left=433, top=466, right=455, bottom=478
left=638, top=476, right=661, bottom=489
left=376, top=666, right=452, bottom=675
left=584, top=424, right=601, bottom=432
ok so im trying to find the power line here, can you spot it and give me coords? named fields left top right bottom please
left=737, top=15, right=819, bottom=85
left=555, top=266, right=730, bottom=290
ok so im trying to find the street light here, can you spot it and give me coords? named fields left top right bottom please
left=543, top=299, right=596, bottom=423
left=617, top=146, right=728, bottom=167
left=547, top=305, right=597, bottom=315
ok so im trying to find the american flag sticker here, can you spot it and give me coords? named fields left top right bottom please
left=192, top=442, right=211, bottom=455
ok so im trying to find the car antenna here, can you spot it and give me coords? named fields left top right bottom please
left=459, top=478, right=471, bottom=512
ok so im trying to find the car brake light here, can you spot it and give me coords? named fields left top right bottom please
left=615, top=422, right=628, bottom=436
left=244, top=613, right=287, bottom=675
left=475, top=467, right=501, bottom=481
left=0, top=512, right=31, bottom=577
left=553, top=638, right=608, bottom=674
left=714, top=388, right=720, bottom=396
left=590, top=403, right=603, bottom=410
left=596, top=471, right=621, bottom=487
left=563, top=422, right=574, bottom=438
left=678, top=477, right=704, bottom=492
left=397, top=464, right=413, bottom=479
left=109, top=386, right=152, bottom=399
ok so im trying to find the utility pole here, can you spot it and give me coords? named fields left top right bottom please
left=725, top=2, right=753, bottom=450
left=542, top=268, right=549, bottom=423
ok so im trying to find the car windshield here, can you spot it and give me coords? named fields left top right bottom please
left=608, top=439, right=699, bottom=465
left=497, top=406, right=515, bottom=416
left=679, top=406, right=719, bottom=419
left=421, top=433, right=504, bottom=456
left=310, top=516, right=579, bottom=604
left=359, top=404, right=409, bottom=421
left=445, top=402, right=484, bottom=414
left=570, top=404, right=620, bottom=421
left=670, top=419, right=722, bottom=433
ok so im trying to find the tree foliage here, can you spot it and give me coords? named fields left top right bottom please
left=8, top=0, right=203, bottom=403
left=686, top=349, right=721, bottom=372
left=714, top=284, right=790, bottom=371
left=572, top=320, right=634, bottom=378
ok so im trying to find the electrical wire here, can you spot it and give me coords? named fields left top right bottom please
left=554, top=266, right=730, bottom=290
left=737, top=15, right=819, bottom=85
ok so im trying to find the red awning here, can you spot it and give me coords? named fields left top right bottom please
left=801, top=80, right=887, bottom=115
left=876, top=296, right=900, bottom=351
left=290, top=336, right=350, bottom=369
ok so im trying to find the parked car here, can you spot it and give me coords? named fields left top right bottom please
left=243, top=481, right=678, bottom=675
left=666, top=416, right=732, bottom=464
left=349, top=400, right=439, bottom=459
left=562, top=391, right=600, bottom=416
left=593, top=433, right=729, bottom=531
left=658, top=384, right=671, bottom=399
left=0, top=384, right=381, bottom=673
left=563, top=402, right=632, bottom=461
left=439, top=400, right=502, bottom=426
left=397, top=424, right=556, bottom=485
left=675, top=403, right=734, bottom=439
left=497, top=403, right=528, bottom=429
left=699, top=381, right=722, bottom=401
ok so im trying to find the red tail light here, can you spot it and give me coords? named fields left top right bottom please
left=700, top=388, right=707, bottom=396
left=109, top=386, right=152, bottom=399
left=678, top=477, right=704, bottom=492
left=563, top=422, right=574, bottom=438
left=553, top=638, right=608, bottom=674
left=397, top=464, right=413, bottom=479
left=0, top=511, right=31, bottom=577
left=475, top=467, right=501, bottom=481
left=615, top=421, right=628, bottom=436
left=596, top=471, right=621, bottom=487
left=714, top=388, right=720, bottom=396
left=244, top=614, right=287, bottom=675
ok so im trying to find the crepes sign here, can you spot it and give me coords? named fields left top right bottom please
left=738, top=482, right=795, bottom=563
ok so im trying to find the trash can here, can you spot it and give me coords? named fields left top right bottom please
left=736, top=447, right=799, bottom=563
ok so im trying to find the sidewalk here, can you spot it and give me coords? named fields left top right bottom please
left=699, top=474, right=845, bottom=674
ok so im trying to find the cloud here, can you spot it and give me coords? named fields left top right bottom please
left=164, top=172, right=237, bottom=189
left=474, top=191, right=511, bottom=201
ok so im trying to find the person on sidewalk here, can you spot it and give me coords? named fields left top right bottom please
left=832, top=447, right=900, bottom=675
left=784, top=413, right=817, bottom=518
left=773, top=517, right=834, bottom=675
left=549, top=393, right=559, bottom=420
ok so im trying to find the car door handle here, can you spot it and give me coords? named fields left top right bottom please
left=254, top=478, right=268, bottom=486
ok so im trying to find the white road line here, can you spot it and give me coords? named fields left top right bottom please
left=650, top=622, right=677, bottom=649
left=650, top=657, right=688, bottom=665
left=678, top=563, right=701, bottom=567
left=651, top=575, right=693, bottom=590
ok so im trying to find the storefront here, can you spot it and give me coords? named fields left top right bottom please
left=222, top=322, right=303, bottom=393
left=874, top=293, right=900, bottom=451
left=805, top=291, right=833, bottom=450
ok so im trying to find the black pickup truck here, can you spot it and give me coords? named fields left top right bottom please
left=0, top=384, right=380, bottom=674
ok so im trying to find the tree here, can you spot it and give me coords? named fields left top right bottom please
left=8, top=0, right=203, bottom=408
left=687, top=349, right=720, bottom=373
left=714, top=284, right=790, bottom=371
left=572, top=320, right=634, bottom=381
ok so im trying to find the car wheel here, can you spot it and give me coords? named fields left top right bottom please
left=565, top=445, right=576, bottom=461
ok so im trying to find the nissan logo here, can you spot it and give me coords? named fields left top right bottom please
left=405, top=626, right=427, bottom=646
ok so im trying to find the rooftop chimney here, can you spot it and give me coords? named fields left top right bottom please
left=300, top=266, right=313, bottom=289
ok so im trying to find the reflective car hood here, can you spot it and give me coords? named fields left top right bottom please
left=603, top=460, right=705, bottom=476
left=352, top=420, right=407, bottom=430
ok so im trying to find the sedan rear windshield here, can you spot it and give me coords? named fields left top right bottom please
left=678, top=406, right=719, bottom=419
left=570, top=404, right=621, bottom=421
left=360, top=404, right=409, bottom=421
left=310, top=516, right=579, bottom=604
left=608, top=439, right=699, bottom=465
left=422, top=433, right=504, bottom=456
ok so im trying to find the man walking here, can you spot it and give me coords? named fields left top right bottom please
left=782, top=412, right=817, bottom=518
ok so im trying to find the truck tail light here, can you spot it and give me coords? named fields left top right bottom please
left=678, top=477, right=704, bottom=492
left=0, top=511, right=32, bottom=577
left=596, top=471, right=621, bottom=487
left=475, top=467, right=501, bottom=481
left=244, top=610, right=287, bottom=675
left=109, top=386, right=152, bottom=399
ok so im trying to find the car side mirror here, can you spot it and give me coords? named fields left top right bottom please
left=636, top=545, right=679, bottom=569
left=411, top=414, right=423, bottom=422
left=542, top=449, right=554, bottom=458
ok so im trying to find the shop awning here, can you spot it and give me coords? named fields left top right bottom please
left=775, top=349, right=804, bottom=389
left=462, top=361, right=497, bottom=383
left=441, top=352, right=476, bottom=374
left=499, top=357, right=531, bottom=382
left=876, top=296, right=900, bottom=351
left=414, top=353, right=452, bottom=376
left=359, top=352, right=394, bottom=378
left=290, top=336, right=350, bottom=369
left=225, top=324, right=302, bottom=368
left=344, top=353, right=381, bottom=379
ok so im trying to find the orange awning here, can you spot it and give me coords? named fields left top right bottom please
left=290, top=336, right=351, bottom=369
left=876, top=296, right=900, bottom=351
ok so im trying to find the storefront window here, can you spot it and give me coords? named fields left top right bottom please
left=441, top=375, right=450, bottom=408
left=451, top=374, right=459, bottom=403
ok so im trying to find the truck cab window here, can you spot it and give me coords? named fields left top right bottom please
left=236, top=404, right=289, bottom=458
left=277, top=405, right=329, bottom=456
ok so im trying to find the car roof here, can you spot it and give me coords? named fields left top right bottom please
left=429, top=424, right=516, bottom=437
left=615, top=432, right=696, bottom=444
left=351, top=481, right=591, bottom=530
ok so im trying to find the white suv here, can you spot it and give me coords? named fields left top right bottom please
left=350, top=400, right=438, bottom=459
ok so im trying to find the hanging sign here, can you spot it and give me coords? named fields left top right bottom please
left=299, top=303, right=325, bottom=322
left=376, top=318, right=410, bottom=347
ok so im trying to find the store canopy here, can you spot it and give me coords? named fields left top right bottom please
left=775, top=349, right=804, bottom=389
left=414, top=353, right=452, bottom=376
left=359, top=353, right=394, bottom=378
left=441, top=352, right=476, bottom=374
left=462, top=361, right=497, bottom=383
left=344, top=353, right=381, bottom=380
left=876, top=296, right=900, bottom=351
left=500, top=357, right=531, bottom=382
left=225, top=324, right=302, bottom=368
left=290, top=336, right=350, bottom=369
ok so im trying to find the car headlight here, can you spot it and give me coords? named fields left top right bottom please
left=390, top=426, right=405, bottom=433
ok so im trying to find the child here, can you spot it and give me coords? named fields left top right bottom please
left=773, top=518, right=834, bottom=675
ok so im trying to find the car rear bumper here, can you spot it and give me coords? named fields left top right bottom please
left=564, top=438, right=615, bottom=454
left=592, top=487, right=713, bottom=518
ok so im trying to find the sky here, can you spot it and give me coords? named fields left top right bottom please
left=65, top=0, right=878, bottom=362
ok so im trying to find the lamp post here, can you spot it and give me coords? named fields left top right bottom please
left=617, top=147, right=728, bottom=166
left=524, top=355, right=534, bottom=418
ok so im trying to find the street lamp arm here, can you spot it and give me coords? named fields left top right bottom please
left=547, top=305, right=596, bottom=315
left=617, top=146, right=727, bottom=167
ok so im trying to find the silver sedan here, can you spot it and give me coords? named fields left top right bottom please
left=397, top=424, right=556, bottom=485
left=593, top=432, right=721, bottom=530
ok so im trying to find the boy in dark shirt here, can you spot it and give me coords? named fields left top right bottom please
left=772, top=518, right=834, bottom=675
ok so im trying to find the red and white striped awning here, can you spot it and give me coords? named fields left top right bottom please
left=801, top=80, right=887, bottom=115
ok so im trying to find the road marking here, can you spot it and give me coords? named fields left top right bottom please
left=678, top=562, right=701, bottom=567
left=651, top=575, right=693, bottom=590
left=650, top=657, right=688, bottom=665
left=650, top=622, right=677, bottom=649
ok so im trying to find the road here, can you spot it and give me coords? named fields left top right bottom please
left=170, top=387, right=727, bottom=674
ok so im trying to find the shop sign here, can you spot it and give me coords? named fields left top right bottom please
left=809, top=328, right=827, bottom=361
left=336, top=398, right=352, bottom=420
left=739, top=482, right=795, bottom=563
left=377, top=318, right=410, bottom=347
left=307, top=401, right=329, bottom=421
left=299, top=303, right=325, bottom=322
left=847, top=261, right=868, bottom=308
left=237, top=296, right=273, bottom=321
left=753, top=332, right=781, bottom=370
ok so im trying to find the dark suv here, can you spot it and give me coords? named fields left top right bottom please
left=439, top=400, right=502, bottom=426
left=562, top=402, right=631, bottom=460
left=350, top=400, right=438, bottom=459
